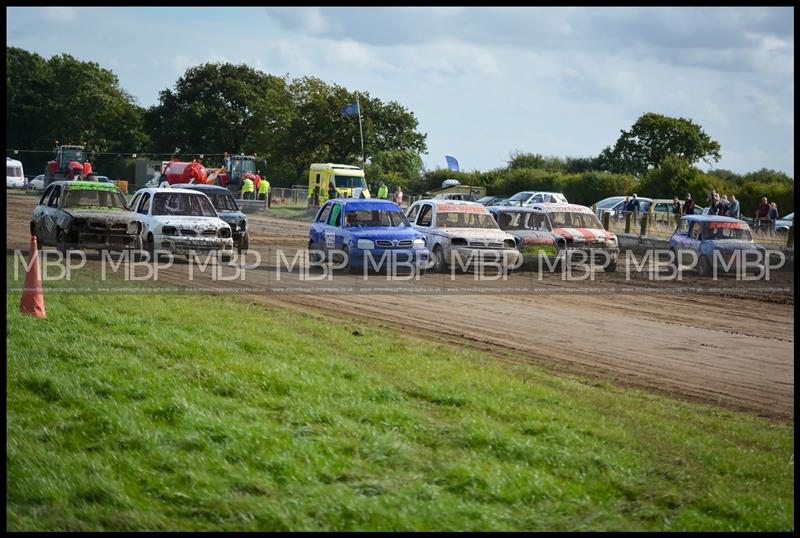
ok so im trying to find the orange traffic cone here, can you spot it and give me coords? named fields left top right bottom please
left=19, top=235, right=46, bottom=319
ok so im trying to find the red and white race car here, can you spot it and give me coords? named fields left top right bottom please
left=527, top=203, right=619, bottom=271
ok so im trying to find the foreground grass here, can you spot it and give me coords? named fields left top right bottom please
left=6, top=267, right=794, bottom=530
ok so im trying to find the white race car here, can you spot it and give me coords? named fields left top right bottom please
left=127, top=187, right=234, bottom=258
left=405, top=199, right=519, bottom=272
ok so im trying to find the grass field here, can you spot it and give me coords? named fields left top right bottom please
left=6, top=260, right=794, bottom=531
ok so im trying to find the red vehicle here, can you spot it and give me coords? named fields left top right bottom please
left=159, top=159, right=208, bottom=186
left=44, top=144, right=93, bottom=188
left=213, top=154, right=261, bottom=194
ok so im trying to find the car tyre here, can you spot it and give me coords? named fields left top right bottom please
left=606, top=259, right=617, bottom=273
left=343, top=245, right=359, bottom=275
left=698, top=255, right=712, bottom=277
left=238, top=231, right=250, bottom=254
left=56, top=229, right=68, bottom=257
left=432, top=244, right=447, bottom=273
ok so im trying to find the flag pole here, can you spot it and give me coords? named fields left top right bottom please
left=356, top=94, right=365, bottom=166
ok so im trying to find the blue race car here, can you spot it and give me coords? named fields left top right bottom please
left=669, top=215, right=766, bottom=277
left=309, top=198, right=429, bottom=274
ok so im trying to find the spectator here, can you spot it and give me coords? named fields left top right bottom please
left=377, top=181, right=388, bottom=199
left=728, top=195, right=740, bottom=219
left=328, top=180, right=337, bottom=201
left=394, top=185, right=404, bottom=206
left=755, top=197, right=771, bottom=229
left=672, top=196, right=682, bottom=217
left=625, top=194, right=641, bottom=214
left=706, top=189, right=718, bottom=210
left=768, top=202, right=779, bottom=230
left=718, top=195, right=729, bottom=216
left=684, top=193, right=695, bottom=215
left=469, top=189, right=479, bottom=202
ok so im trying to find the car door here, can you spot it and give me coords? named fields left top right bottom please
left=324, top=202, right=345, bottom=255
left=135, top=192, right=153, bottom=236
left=310, top=202, right=332, bottom=250
left=33, top=186, right=54, bottom=242
left=41, top=185, right=63, bottom=244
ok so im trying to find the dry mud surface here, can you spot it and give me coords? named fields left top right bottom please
left=7, top=193, right=794, bottom=420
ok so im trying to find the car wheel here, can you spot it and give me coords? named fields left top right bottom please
left=432, top=245, right=447, bottom=273
left=343, top=245, right=359, bottom=275
left=308, top=241, right=325, bottom=269
left=698, top=255, right=712, bottom=277
left=238, top=231, right=250, bottom=254
left=606, top=259, right=617, bottom=273
left=146, top=233, right=157, bottom=262
left=56, top=229, right=68, bottom=256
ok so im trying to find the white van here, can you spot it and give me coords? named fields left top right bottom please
left=6, top=157, right=25, bottom=188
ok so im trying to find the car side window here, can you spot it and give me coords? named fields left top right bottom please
left=689, top=222, right=702, bottom=240
left=129, top=193, right=140, bottom=212
left=531, top=194, right=543, bottom=203
left=676, top=219, right=689, bottom=235
left=640, top=201, right=652, bottom=212
left=39, top=186, right=53, bottom=205
left=328, top=203, right=342, bottom=227
left=417, top=204, right=433, bottom=227
left=317, top=203, right=332, bottom=223
left=47, top=186, right=62, bottom=208
left=406, top=204, right=420, bottom=223
left=137, top=192, right=151, bottom=215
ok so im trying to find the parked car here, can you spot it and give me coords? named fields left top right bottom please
left=593, top=196, right=653, bottom=219
left=405, top=199, right=519, bottom=273
left=28, top=174, right=45, bottom=191
left=668, top=215, right=765, bottom=277
left=650, top=198, right=704, bottom=216
left=502, top=191, right=568, bottom=206
left=127, top=187, right=234, bottom=258
left=477, top=195, right=508, bottom=207
left=308, top=198, right=429, bottom=274
left=774, top=213, right=794, bottom=234
left=95, top=175, right=111, bottom=183
left=492, top=204, right=619, bottom=271
left=31, top=180, right=143, bottom=253
left=180, top=184, right=250, bottom=253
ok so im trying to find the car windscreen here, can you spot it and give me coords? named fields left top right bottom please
left=507, top=192, right=533, bottom=202
left=703, top=222, right=753, bottom=241
left=436, top=211, right=499, bottom=229
left=495, top=211, right=549, bottom=231
left=345, top=209, right=408, bottom=227
left=63, top=188, right=128, bottom=210
left=152, top=192, right=218, bottom=217
left=595, top=198, right=622, bottom=209
left=204, top=191, right=239, bottom=212
left=334, top=175, right=367, bottom=189
left=547, top=211, right=603, bottom=229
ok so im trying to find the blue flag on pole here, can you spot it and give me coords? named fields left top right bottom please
left=342, top=102, right=360, bottom=117
left=445, top=155, right=459, bottom=172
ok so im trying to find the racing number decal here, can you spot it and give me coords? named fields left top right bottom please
left=325, top=232, right=335, bottom=248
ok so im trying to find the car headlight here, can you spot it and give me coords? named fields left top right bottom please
left=356, top=239, right=374, bottom=249
left=219, top=227, right=232, bottom=238
left=129, top=221, right=142, bottom=234
left=504, top=239, right=516, bottom=248
left=162, top=226, right=177, bottom=236
left=451, top=237, right=468, bottom=247
left=412, top=238, right=426, bottom=249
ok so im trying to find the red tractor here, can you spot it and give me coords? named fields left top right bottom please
left=211, top=154, right=261, bottom=195
left=44, top=144, right=93, bottom=188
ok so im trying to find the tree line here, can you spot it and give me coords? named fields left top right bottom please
left=6, top=47, right=793, bottom=215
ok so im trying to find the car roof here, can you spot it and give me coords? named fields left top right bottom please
left=419, top=199, right=485, bottom=207
left=329, top=198, right=398, bottom=205
left=138, top=187, right=207, bottom=195
left=529, top=203, right=594, bottom=213
left=488, top=206, right=539, bottom=213
left=49, top=180, right=119, bottom=192
left=181, top=184, right=231, bottom=193
left=681, top=215, right=744, bottom=222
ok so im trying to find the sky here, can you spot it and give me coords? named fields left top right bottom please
left=5, top=6, right=795, bottom=176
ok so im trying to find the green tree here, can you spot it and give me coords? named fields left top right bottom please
left=638, top=156, right=703, bottom=198
left=6, top=47, right=148, bottom=174
left=599, top=112, right=721, bottom=177
left=144, top=63, right=289, bottom=160
left=364, top=150, right=423, bottom=189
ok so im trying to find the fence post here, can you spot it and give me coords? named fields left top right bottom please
left=602, top=211, right=611, bottom=231
left=788, top=226, right=794, bottom=249
left=640, top=211, right=649, bottom=236
left=624, top=212, right=632, bottom=234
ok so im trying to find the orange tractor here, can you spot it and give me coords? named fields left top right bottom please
left=44, top=143, right=94, bottom=188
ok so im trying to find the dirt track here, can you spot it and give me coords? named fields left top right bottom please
left=7, top=193, right=795, bottom=420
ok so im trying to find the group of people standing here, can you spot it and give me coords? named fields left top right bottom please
left=703, top=189, right=741, bottom=218
left=754, top=196, right=781, bottom=230
left=373, top=181, right=404, bottom=206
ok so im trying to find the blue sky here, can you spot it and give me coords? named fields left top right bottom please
left=6, top=6, right=795, bottom=176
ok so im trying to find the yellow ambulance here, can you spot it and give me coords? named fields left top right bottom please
left=308, top=163, right=371, bottom=202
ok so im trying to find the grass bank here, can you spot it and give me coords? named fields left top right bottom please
left=6, top=260, right=793, bottom=531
